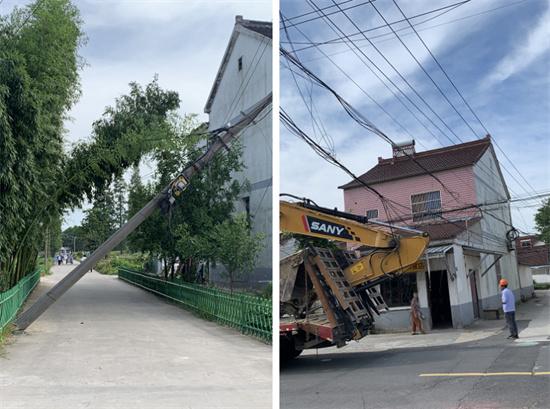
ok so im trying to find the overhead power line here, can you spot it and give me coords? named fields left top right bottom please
left=370, top=1, right=480, bottom=139
left=390, top=0, right=542, bottom=205
left=293, top=0, right=529, bottom=58
left=281, top=46, right=515, bottom=244
left=281, top=12, right=335, bottom=155
left=321, top=0, right=466, bottom=145
left=305, top=0, right=464, bottom=148
left=281, top=0, right=375, bottom=29
left=284, top=0, right=470, bottom=53
left=12, top=0, right=44, bottom=36
left=296, top=0, right=531, bottom=202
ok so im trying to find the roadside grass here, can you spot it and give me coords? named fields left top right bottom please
left=0, top=323, right=15, bottom=351
left=534, top=282, right=550, bottom=290
left=36, top=256, right=53, bottom=276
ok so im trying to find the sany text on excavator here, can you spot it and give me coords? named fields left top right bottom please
left=280, top=198, right=429, bottom=361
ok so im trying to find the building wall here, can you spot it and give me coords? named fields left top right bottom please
left=448, top=245, right=475, bottom=328
left=374, top=308, right=412, bottom=332
left=373, top=271, right=431, bottom=332
left=518, top=264, right=535, bottom=298
left=343, top=166, right=478, bottom=223
left=207, top=27, right=272, bottom=287
left=533, top=268, right=550, bottom=283
left=473, top=149, right=522, bottom=302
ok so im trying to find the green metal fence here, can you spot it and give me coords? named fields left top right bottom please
left=118, top=268, right=272, bottom=343
left=0, top=269, right=41, bottom=333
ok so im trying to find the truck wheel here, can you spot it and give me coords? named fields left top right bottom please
left=280, top=334, right=302, bottom=362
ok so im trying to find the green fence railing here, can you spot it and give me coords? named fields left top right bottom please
left=0, top=269, right=41, bottom=333
left=118, top=268, right=272, bottom=343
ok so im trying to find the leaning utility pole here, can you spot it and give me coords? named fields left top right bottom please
left=16, top=93, right=272, bottom=330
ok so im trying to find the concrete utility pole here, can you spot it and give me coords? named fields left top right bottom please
left=15, top=93, right=272, bottom=330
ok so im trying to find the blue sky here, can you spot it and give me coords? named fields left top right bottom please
left=280, top=0, right=550, bottom=233
left=1, top=0, right=271, bottom=228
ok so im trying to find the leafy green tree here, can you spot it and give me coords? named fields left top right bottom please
left=0, top=0, right=84, bottom=288
left=127, top=119, right=245, bottom=281
left=113, top=176, right=127, bottom=230
left=0, top=0, right=179, bottom=289
left=127, top=165, right=151, bottom=254
left=207, top=214, right=265, bottom=293
left=81, top=188, right=117, bottom=250
left=62, top=225, right=90, bottom=252
left=535, top=198, right=550, bottom=244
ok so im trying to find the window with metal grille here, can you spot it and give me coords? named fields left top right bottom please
left=411, top=191, right=442, bottom=222
left=520, top=240, right=531, bottom=248
left=380, top=274, right=417, bottom=307
left=366, top=209, right=378, bottom=220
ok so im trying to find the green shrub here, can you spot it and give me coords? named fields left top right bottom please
left=534, top=282, right=550, bottom=290
left=95, top=253, right=146, bottom=275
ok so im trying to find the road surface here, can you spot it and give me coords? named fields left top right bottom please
left=281, top=291, right=550, bottom=409
left=0, top=264, right=271, bottom=409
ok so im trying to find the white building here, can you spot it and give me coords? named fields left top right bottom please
left=204, top=16, right=272, bottom=288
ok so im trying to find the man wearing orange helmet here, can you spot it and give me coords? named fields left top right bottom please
left=500, top=279, right=518, bottom=339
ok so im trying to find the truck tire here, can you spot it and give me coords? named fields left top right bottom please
left=280, top=334, right=302, bottom=362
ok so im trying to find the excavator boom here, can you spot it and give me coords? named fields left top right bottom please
left=280, top=199, right=430, bottom=360
left=281, top=200, right=429, bottom=287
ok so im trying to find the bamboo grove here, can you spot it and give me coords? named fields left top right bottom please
left=0, top=1, right=180, bottom=290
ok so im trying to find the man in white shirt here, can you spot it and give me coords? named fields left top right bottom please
left=500, top=279, right=518, bottom=339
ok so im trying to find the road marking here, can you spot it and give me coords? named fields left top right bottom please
left=419, top=372, right=550, bottom=377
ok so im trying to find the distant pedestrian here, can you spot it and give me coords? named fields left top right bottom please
left=500, top=279, right=518, bottom=339
left=57, top=255, right=62, bottom=266
left=410, top=292, right=425, bottom=335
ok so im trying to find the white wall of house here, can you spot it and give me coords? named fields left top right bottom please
left=473, top=148, right=521, bottom=302
left=448, top=245, right=475, bottom=328
left=206, top=23, right=272, bottom=287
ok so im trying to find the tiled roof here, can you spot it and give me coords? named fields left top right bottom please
left=339, top=137, right=492, bottom=189
left=241, top=19, right=272, bottom=38
left=413, top=218, right=480, bottom=241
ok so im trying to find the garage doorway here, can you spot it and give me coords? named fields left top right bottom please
left=428, top=270, right=453, bottom=328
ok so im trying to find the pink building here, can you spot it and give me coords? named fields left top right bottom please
left=339, top=137, right=532, bottom=330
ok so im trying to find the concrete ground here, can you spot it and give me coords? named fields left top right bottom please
left=281, top=291, right=550, bottom=409
left=0, top=264, right=271, bottom=409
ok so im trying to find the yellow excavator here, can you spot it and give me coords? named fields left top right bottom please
left=280, top=198, right=429, bottom=361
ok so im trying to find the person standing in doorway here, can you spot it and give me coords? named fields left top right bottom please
left=500, top=279, right=518, bottom=339
left=410, top=292, right=425, bottom=335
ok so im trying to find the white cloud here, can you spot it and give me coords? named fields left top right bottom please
left=483, top=2, right=550, bottom=87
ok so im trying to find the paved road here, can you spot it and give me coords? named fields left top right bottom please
left=281, top=292, right=550, bottom=409
left=0, top=264, right=271, bottom=409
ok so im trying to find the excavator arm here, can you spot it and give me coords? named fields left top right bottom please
left=280, top=200, right=429, bottom=287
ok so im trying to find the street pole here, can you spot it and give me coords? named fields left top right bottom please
left=15, top=93, right=271, bottom=330
left=73, top=236, right=76, bottom=253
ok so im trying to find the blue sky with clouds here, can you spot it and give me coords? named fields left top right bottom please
left=1, top=0, right=271, bottom=228
left=280, top=0, right=550, bottom=233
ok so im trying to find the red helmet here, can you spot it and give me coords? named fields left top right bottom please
left=499, top=279, right=508, bottom=287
